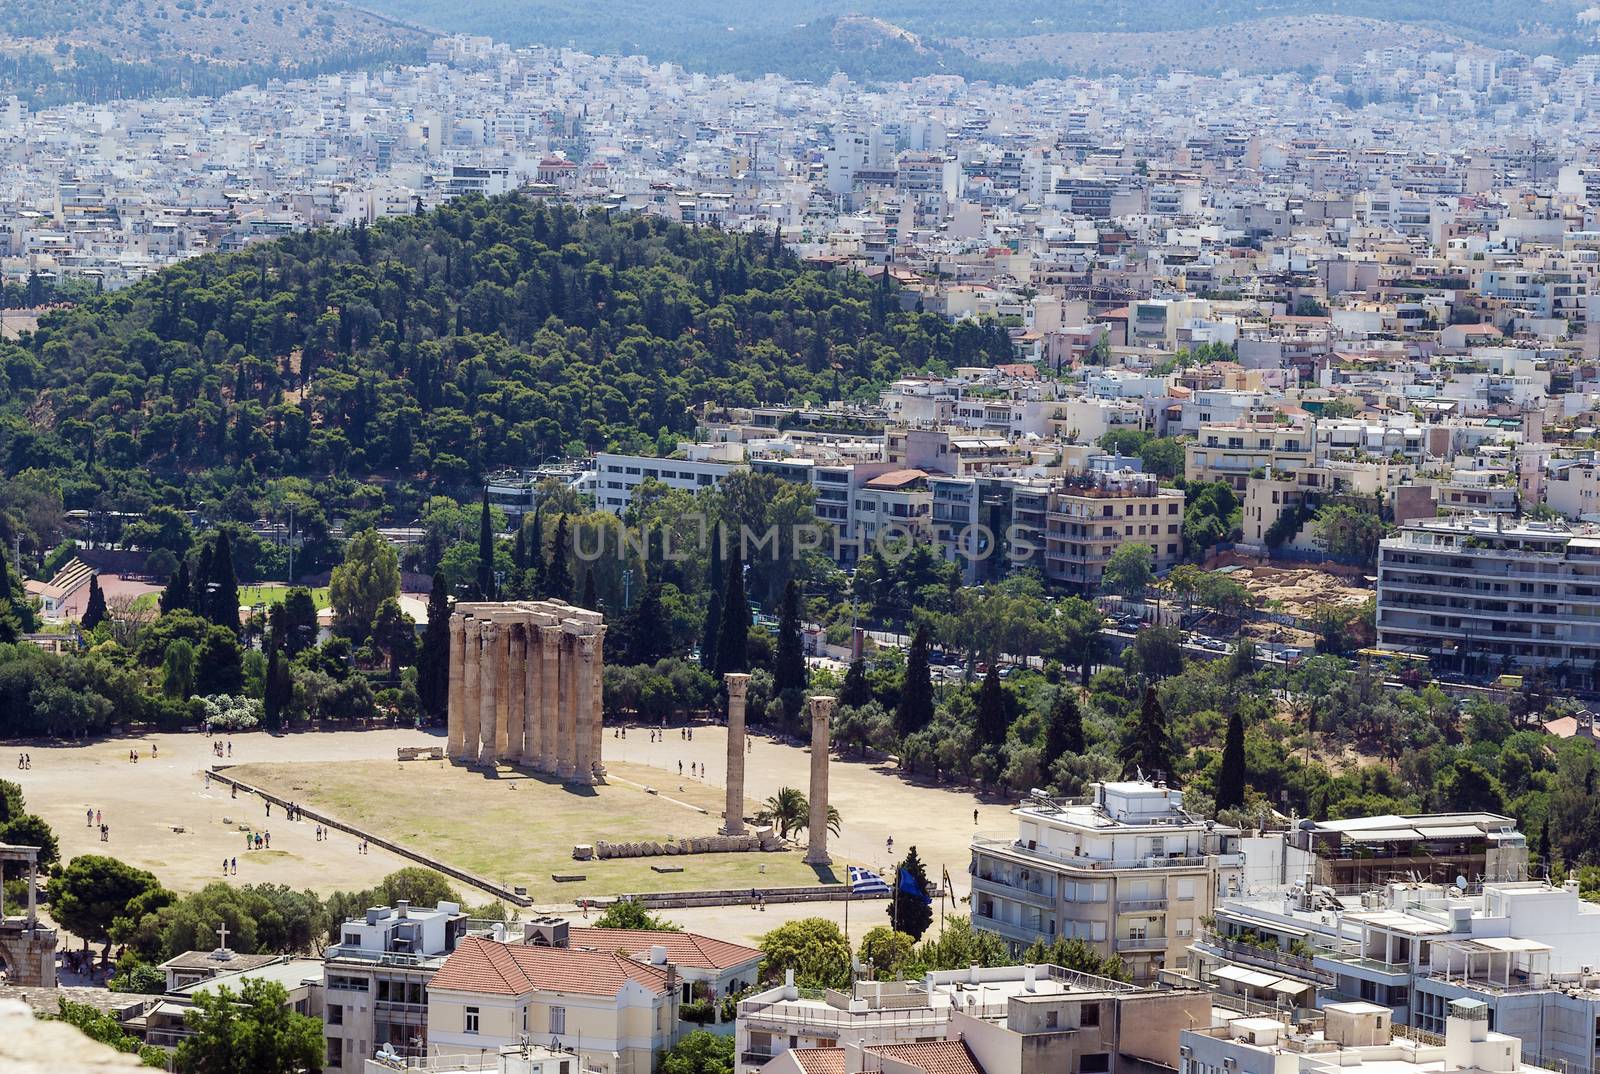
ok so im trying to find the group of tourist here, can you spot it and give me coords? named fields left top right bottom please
left=84, top=807, right=109, bottom=842
left=14, top=752, right=31, bottom=769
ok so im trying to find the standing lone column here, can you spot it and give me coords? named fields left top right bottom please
left=556, top=631, right=578, bottom=780
left=804, top=695, right=835, bottom=865
left=460, top=620, right=482, bottom=762
left=573, top=634, right=598, bottom=783
left=479, top=622, right=501, bottom=765
left=446, top=613, right=467, bottom=758
left=589, top=626, right=606, bottom=781
left=538, top=626, right=562, bottom=773
left=723, top=673, right=751, bottom=835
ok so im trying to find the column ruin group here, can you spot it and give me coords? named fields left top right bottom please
left=446, top=600, right=605, bottom=783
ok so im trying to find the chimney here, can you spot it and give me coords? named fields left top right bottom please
left=397, top=900, right=409, bottom=919
left=784, top=968, right=797, bottom=1001
left=1024, top=964, right=1037, bottom=992
left=968, top=962, right=979, bottom=985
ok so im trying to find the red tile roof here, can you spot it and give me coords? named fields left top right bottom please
left=431, top=936, right=672, bottom=997
left=566, top=927, right=761, bottom=971
left=785, top=1049, right=846, bottom=1074
left=868, top=1040, right=983, bottom=1074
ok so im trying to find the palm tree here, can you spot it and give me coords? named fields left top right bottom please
left=755, top=787, right=842, bottom=840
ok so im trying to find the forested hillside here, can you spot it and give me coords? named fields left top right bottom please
left=0, top=197, right=1008, bottom=554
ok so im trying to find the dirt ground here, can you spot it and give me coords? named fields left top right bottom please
left=8, top=723, right=1009, bottom=942
left=1209, top=553, right=1373, bottom=623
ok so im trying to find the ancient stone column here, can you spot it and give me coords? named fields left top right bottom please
left=556, top=631, right=578, bottom=780
left=589, top=626, right=606, bottom=781
left=520, top=619, right=541, bottom=767
left=804, top=695, right=835, bottom=866
left=493, top=622, right=514, bottom=761
left=460, top=619, right=482, bottom=762
left=504, top=624, right=526, bottom=762
left=538, top=625, right=562, bottom=773
left=446, top=613, right=467, bottom=758
left=573, top=633, right=598, bottom=784
left=478, top=621, right=501, bottom=765
left=723, top=673, right=751, bottom=836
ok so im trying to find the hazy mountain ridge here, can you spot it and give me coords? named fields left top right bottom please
left=0, top=0, right=429, bottom=107
left=349, top=0, right=1595, bottom=82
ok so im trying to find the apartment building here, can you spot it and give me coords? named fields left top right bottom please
left=1292, top=813, right=1528, bottom=891
left=591, top=449, right=742, bottom=514
left=969, top=781, right=1244, bottom=982
left=1375, top=515, right=1600, bottom=679
left=736, top=963, right=1208, bottom=1074
left=323, top=900, right=470, bottom=1068
left=1186, top=418, right=1316, bottom=492
left=1042, top=470, right=1185, bottom=592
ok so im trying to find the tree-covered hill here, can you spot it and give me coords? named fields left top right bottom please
left=0, top=197, right=1010, bottom=544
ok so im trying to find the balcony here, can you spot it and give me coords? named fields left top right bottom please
left=972, top=874, right=1057, bottom=910
left=1117, top=897, right=1169, bottom=913
left=1115, top=936, right=1168, bottom=953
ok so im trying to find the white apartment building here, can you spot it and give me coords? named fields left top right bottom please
left=969, top=782, right=1244, bottom=983
left=591, top=450, right=741, bottom=513
left=1376, top=515, right=1600, bottom=680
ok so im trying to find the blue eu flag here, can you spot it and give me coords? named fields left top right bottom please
left=897, top=867, right=932, bottom=905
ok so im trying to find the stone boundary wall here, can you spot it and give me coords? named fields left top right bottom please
left=209, top=765, right=533, bottom=907
left=584, top=831, right=784, bottom=860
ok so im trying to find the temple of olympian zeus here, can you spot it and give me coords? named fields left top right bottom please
left=446, top=600, right=606, bottom=783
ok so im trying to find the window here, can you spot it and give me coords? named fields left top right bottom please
left=550, top=1006, right=566, bottom=1035
left=465, top=1007, right=480, bottom=1034
left=523, top=1006, right=529, bottom=1032
left=327, top=1040, right=343, bottom=1068
left=1080, top=1054, right=1111, bottom=1074
left=1080, top=1003, right=1101, bottom=1028
left=328, top=1004, right=343, bottom=1026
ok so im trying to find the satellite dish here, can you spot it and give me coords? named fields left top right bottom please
left=1455, top=875, right=1468, bottom=891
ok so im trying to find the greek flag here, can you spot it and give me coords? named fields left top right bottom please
left=849, top=866, right=890, bottom=896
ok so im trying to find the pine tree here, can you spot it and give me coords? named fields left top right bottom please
left=1539, top=817, right=1552, bottom=871
left=839, top=658, right=872, bottom=710
left=0, top=546, right=23, bottom=640
left=1120, top=686, right=1177, bottom=782
left=160, top=560, right=191, bottom=616
left=417, top=572, right=452, bottom=722
left=888, top=845, right=934, bottom=940
left=581, top=567, right=597, bottom=610
left=263, top=646, right=292, bottom=731
left=476, top=490, right=496, bottom=600
left=208, top=532, right=240, bottom=633
left=548, top=516, right=572, bottom=602
left=774, top=581, right=806, bottom=694
left=1043, top=688, right=1085, bottom=769
left=1216, top=710, right=1247, bottom=812
left=975, top=665, right=1008, bottom=747
left=81, top=574, right=107, bottom=631
left=896, top=626, right=934, bottom=737
left=624, top=582, right=667, bottom=666
left=715, top=543, right=749, bottom=675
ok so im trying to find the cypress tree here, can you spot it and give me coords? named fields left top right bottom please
left=476, top=490, right=496, bottom=600
left=700, top=591, right=721, bottom=673
left=774, top=580, right=806, bottom=694
left=1216, top=710, right=1247, bottom=812
left=625, top=582, right=667, bottom=666
left=192, top=542, right=213, bottom=616
left=715, top=543, right=749, bottom=675
left=975, top=665, right=1008, bottom=747
left=263, top=646, right=292, bottom=731
left=81, top=574, right=107, bottom=631
left=895, top=625, right=934, bottom=737
left=417, top=572, right=452, bottom=722
left=209, top=532, right=240, bottom=633
left=839, top=658, right=872, bottom=710
left=160, top=560, right=191, bottom=616
left=581, top=567, right=598, bottom=610
left=888, top=845, right=935, bottom=941
left=1043, top=687, right=1085, bottom=769
left=527, top=509, right=545, bottom=598
left=1120, top=686, right=1178, bottom=782
left=548, top=516, right=572, bottom=602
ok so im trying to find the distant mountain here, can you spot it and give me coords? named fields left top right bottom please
left=349, top=0, right=1596, bottom=81
left=0, top=0, right=429, bottom=107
